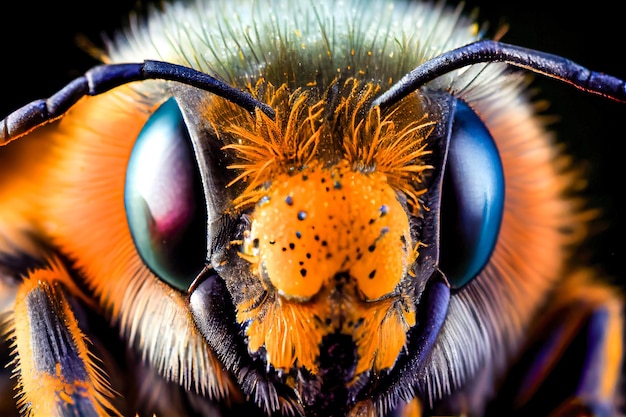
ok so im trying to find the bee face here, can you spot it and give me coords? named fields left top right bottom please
left=0, top=1, right=624, bottom=417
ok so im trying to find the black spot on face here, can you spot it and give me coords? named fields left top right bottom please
left=334, top=272, right=349, bottom=282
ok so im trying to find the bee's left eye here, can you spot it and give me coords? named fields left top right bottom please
left=124, top=98, right=207, bottom=291
left=439, top=100, right=505, bottom=289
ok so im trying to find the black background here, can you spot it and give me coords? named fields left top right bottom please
left=1, top=1, right=623, bottom=301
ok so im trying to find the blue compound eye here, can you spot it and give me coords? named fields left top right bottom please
left=125, top=98, right=207, bottom=291
left=439, top=100, right=505, bottom=289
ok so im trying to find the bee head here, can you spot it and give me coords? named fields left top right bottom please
left=2, top=35, right=623, bottom=413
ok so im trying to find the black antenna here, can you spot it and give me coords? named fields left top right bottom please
left=373, top=39, right=626, bottom=110
left=0, top=60, right=275, bottom=145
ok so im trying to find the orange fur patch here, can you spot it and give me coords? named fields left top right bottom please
left=11, top=260, right=120, bottom=416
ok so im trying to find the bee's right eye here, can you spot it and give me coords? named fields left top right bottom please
left=124, top=97, right=208, bottom=291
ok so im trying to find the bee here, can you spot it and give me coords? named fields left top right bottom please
left=0, top=0, right=624, bottom=416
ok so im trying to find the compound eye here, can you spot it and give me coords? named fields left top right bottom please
left=125, top=97, right=207, bottom=291
left=439, top=100, right=505, bottom=289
